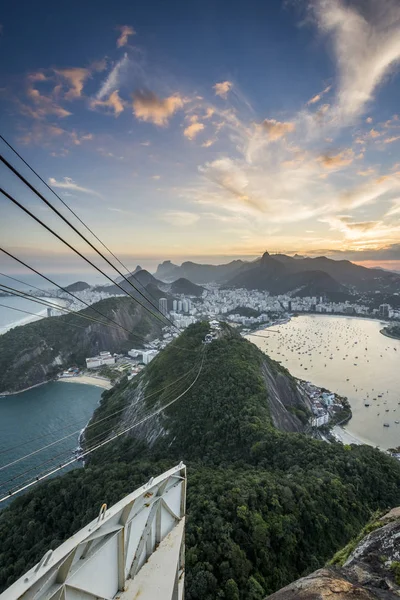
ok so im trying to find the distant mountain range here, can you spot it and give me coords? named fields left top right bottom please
left=86, top=269, right=204, bottom=315
left=154, top=252, right=400, bottom=296
left=155, top=259, right=245, bottom=284
left=72, top=253, right=399, bottom=300
left=113, top=270, right=204, bottom=298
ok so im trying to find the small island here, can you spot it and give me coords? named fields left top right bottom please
left=380, top=324, right=400, bottom=340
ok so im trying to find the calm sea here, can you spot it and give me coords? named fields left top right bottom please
left=248, top=315, right=400, bottom=450
left=0, top=272, right=102, bottom=333
left=0, top=382, right=102, bottom=507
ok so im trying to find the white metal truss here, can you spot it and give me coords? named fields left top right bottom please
left=1, top=463, right=186, bottom=600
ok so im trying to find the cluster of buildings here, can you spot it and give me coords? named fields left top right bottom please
left=295, top=298, right=399, bottom=319
left=86, top=351, right=116, bottom=369
left=128, top=348, right=159, bottom=365
left=189, top=286, right=400, bottom=322
left=198, top=287, right=285, bottom=318
left=57, top=289, right=124, bottom=312
left=300, top=381, right=345, bottom=428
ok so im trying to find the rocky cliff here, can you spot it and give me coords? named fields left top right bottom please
left=265, top=508, right=400, bottom=600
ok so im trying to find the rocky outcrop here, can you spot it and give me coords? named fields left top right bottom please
left=261, top=360, right=311, bottom=432
left=265, top=509, right=400, bottom=600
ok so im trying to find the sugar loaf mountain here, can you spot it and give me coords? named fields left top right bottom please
left=1, top=323, right=400, bottom=599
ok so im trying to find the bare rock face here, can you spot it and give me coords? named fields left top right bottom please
left=265, top=509, right=400, bottom=600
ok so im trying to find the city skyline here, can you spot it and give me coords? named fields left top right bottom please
left=1, top=0, right=400, bottom=275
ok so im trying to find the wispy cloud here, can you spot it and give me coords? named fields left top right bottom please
left=161, top=211, right=200, bottom=226
left=307, top=85, right=331, bottom=105
left=132, top=90, right=186, bottom=126
left=116, top=25, right=135, bottom=48
left=23, top=85, right=71, bottom=119
left=384, top=135, right=400, bottom=144
left=96, top=54, right=130, bottom=100
left=17, top=123, right=93, bottom=150
left=311, top=0, right=400, bottom=122
left=259, top=119, right=296, bottom=141
left=318, top=148, right=354, bottom=169
left=202, top=139, right=216, bottom=148
left=48, top=177, right=102, bottom=197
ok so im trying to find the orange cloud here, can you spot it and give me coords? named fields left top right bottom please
left=24, top=87, right=71, bottom=119
left=318, top=149, right=354, bottom=169
left=367, top=128, right=380, bottom=138
left=357, top=167, right=375, bottom=176
left=384, top=135, right=400, bottom=144
left=55, top=67, right=91, bottom=100
left=184, top=121, right=205, bottom=140
left=307, top=85, right=331, bottom=105
left=260, top=118, right=295, bottom=141
left=213, top=81, right=233, bottom=99
left=27, top=72, right=48, bottom=83
left=132, top=90, right=185, bottom=126
left=116, top=25, right=135, bottom=48
left=90, top=90, right=124, bottom=116
left=202, top=139, right=215, bottom=148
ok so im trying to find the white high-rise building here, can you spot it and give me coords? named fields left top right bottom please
left=159, top=297, right=168, bottom=316
left=142, top=349, right=158, bottom=364
left=182, top=299, right=189, bottom=313
left=178, top=300, right=183, bottom=312
left=172, top=299, right=178, bottom=311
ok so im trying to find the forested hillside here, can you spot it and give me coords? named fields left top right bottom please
left=0, top=323, right=399, bottom=599
left=0, top=297, right=161, bottom=393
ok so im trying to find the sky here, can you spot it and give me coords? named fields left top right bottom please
left=1, top=0, right=400, bottom=277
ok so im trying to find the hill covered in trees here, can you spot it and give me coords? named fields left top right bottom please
left=0, top=297, right=161, bottom=393
left=0, top=323, right=399, bottom=599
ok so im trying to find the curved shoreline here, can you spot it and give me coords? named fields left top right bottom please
left=1, top=375, right=112, bottom=397
left=57, top=375, right=112, bottom=390
left=380, top=328, right=400, bottom=341
left=0, top=380, right=49, bottom=397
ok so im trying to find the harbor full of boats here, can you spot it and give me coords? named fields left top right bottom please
left=248, top=314, right=400, bottom=450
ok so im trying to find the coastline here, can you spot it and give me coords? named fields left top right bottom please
left=0, top=298, right=70, bottom=336
left=0, top=310, right=47, bottom=335
left=331, top=425, right=375, bottom=447
left=1, top=375, right=112, bottom=397
left=57, top=375, right=112, bottom=390
left=0, top=380, right=49, bottom=397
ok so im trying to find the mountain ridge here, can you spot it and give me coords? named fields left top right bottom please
left=153, top=252, right=400, bottom=295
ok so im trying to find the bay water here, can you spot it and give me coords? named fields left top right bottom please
left=0, top=382, right=103, bottom=506
left=248, top=315, right=400, bottom=450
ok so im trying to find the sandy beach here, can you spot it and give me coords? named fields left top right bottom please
left=332, top=425, right=375, bottom=447
left=58, top=375, right=112, bottom=390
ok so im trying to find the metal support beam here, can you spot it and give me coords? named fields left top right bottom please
left=2, top=464, right=186, bottom=600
